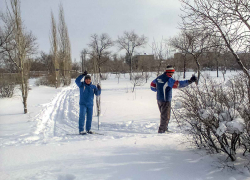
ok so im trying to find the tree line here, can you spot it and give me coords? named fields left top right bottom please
left=1, top=0, right=249, bottom=113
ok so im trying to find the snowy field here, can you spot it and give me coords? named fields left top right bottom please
left=0, top=71, right=250, bottom=180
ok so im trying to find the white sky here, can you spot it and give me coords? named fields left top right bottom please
left=0, top=0, right=182, bottom=62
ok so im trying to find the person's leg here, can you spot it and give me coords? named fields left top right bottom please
left=164, top=101, right=171, bottom=131
left=79, top=104, right=87, bottom=132
left=86, top=105, right=93, bottom=132
left=158, top=101, right=171, bottom=133
left=158, top=101, right=165, bottom=133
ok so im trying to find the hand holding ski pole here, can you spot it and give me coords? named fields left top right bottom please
left=97, top=84, right=101, bottom=90
left=189, top=74, right=198, bottom=84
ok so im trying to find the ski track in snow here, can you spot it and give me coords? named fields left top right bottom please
left=1, top=84, right=173, bottom=147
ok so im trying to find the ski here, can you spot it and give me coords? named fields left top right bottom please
left=158, top=131, right=173, bottom=134
left=66, top=132, right=104, bottom=136
left=89, top=132, right=104, bottom=135
left=66, top=133, right=87, bottom=136
left=165, top=130, right=173, bottom=133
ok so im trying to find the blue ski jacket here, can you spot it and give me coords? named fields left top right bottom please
left=75, top=75, right=101, bottom=106
left=151, top=73, right=190, bottom=102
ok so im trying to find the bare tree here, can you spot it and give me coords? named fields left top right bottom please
left=71, top=58, right=81, bottom=78
left=0, top=11, right=15, bottom=73
left=80, top=48, right=88, bottom=72
left=2, top=0, right=37, bottom=113
left=50, top=11, right=59, bottom=88
left=111, top=54, right=129, bottom=83
left=0, top=12, right=15, bottom=54
left=39, top=51, right=53, bottom=73
left=180, top=0, right=250, bottom=99
left=87, top=33, right=112, bottom=122
left=151, top=38, right=172, bottom=76
left=134, top=54, right=154, bottom=76
left=116, top=31, right=148, bottom=80
left=111, top=54, right=121, bottom=83
left=58, top=3, right=71, bottom=86
left=168, top=33, right=190, bottom=78
left=88, top=33, right=113, bottom=79
left=210, top=36, right=223, bottom=77
left=169, top=30, right=211, bottom=83
left=131, top=74, right=145, bottom=93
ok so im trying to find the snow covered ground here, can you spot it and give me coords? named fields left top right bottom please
left=0, top=72, right=249, bottom=180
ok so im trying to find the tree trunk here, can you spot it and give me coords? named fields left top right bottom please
left=20, top=68, right=28, bottom=113
left=98, top=66, right=102, bottom=79
left=130, top=56, right=132, bottom=80
left=81, top=55, right=84, bottom=73
left=157, top=59, right=163, bottom=77
left=195, top=56, right=201, bottom=84
left=216, top=59, right=219, bottom=78
left=183, top=56, right=187, bottom=79
left=132, top=84, right=135, bottom=92
left=23, top=95, right=27, bottom=113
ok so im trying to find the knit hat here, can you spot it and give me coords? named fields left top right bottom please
left=165, top=65, right=175, bottom=73
left=85, top=75, right=91, bottom=80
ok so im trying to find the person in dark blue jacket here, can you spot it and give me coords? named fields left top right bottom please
left=151, top=65, right=197, bottom=133
left=75, top=71, right=101, bottom=134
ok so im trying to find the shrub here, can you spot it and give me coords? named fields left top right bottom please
left=174, top=73, right=250, bottom=162
left=0, top=81, right=15, bottom=98
left=100, top=73, right=109, bottom=80
left=131, top=74, right=145, bottom=92
left=0, top=73, right=19, bottom=98
left=35, top=75, right=57, bottom=87
left=70, top=71, right=79, bottom=79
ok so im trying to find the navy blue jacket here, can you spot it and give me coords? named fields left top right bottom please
left=75, top=75, right=101, bottom=106
left=151, top=73, right=189, bottom=102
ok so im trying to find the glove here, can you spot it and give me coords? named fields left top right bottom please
left=189, top=75, right=197, bottom=83
left=97, top=84, right=101, bottom=90
left=82, top=71, right=88, bottom=76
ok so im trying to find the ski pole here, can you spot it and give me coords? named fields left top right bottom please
left=97, top=83, right=101, bottom=130
left=98, top=112, right=99, bottom=130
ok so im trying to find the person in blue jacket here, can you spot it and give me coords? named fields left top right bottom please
left=75, top=71, right=101, bottom=134
left=151, top=65, right=197, bottom=133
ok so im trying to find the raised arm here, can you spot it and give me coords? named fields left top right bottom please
left=168, top=75, right=197, bottom=89
left=75, top=74, right=84, bottom=88
left=75, top=71, right=88, bottom=88
left=168, top=78, right=190, bottom=89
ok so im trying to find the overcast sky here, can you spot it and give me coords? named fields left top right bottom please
left=0, top=0, right=182, bottom=62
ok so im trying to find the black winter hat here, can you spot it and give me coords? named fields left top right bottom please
left=85, top=75, right=91, bottom=80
